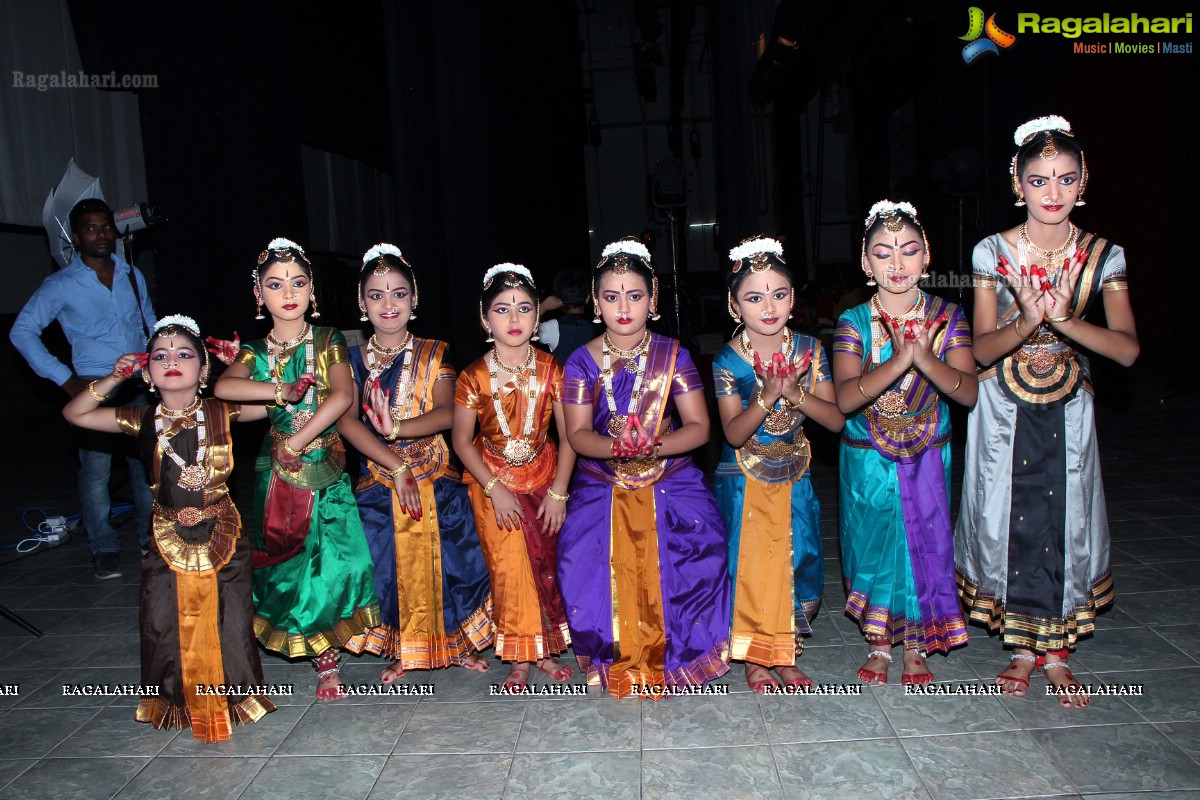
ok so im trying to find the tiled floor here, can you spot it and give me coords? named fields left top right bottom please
left=1, top=377, right=1198, bottom=799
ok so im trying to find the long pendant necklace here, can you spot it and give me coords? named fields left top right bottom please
left=738, top=328, right=796, bottom=435
left=489, top=346, right=538, bottom=465
left=601, top=330, right=650, bottom=437
left=156, top=397, right=206, bottom=491
left=267, top=323, right=315, bottom=427
left=387, top=334, right=418, bottom=424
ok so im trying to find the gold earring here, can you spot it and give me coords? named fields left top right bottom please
left=254, top=296, right=265, bottom=320
left=1014, top=194, right=1027, bottom=208
left=309, top=294, right=321, bottom=319
left=592, top=297, right=601, bottom=324
left=726, top=292, right=741, bottom=323
left=865, top=272, right=876, bottom=287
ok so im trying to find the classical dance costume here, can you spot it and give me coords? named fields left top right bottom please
left=344, top=337, right=494, bottom=668
left=834, top=293, right=971, bottom=654
left=117, top=399, right=275, bottom=742
left=956, top=231, right=1124, bottom=651
left=235, top=326, right=380, bottom=658
left=455, top=348, right=571, bottom=662
left=557, top=333, right=731, bottom=697
left=712, top=333, right=830, bottom=667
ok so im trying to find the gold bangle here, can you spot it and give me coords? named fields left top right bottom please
left=385, top=418, right=402, bottom=443
left=274, top=381, right=286, bottom=407
left=483, top=476, right=502, bottom=498
left=282, top=439, right=304, bottom=458
left=1013, top=317, right=1029, bottom=339
left=87, top=380, right=109, bottom=403
left=786, top=386, right=806, bottom=409
left=754, top=392, right=772, bottom=413
left=946, top=373, right=963, bottom=395
left=546, top=487, right=569, bottom=503
left=856, top=376, right=872, bottom=400
left=386, top=462, right=409, bottom=479
left=1044, top=313, right=1072, bottom=324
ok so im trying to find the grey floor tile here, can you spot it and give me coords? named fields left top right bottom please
left=1152, top=561, right=1200, bottom=588
left=0, top=668, right=59, bottom=711
left=5, top=635, right=105, bottom=669
left=369, top=754, right=510, bottom=800
left=1144, top=516, right=1200, bottom=536
left=415, top=663, right=512, bottom=703
left=113, top=755, right=265, bottom=799
left=276, top=703, right=412, bottom=756
left=240, top=755, right=386, bottom=800
left=0, top=756, right=146, bottom=800
left=1093, top=606, right=1145, bottom=632
left=394, top=699, right=524, bottom=754
left=0, top=761, right=35, bottom=794
left=875, top=685, right=1021, bottom=736
left=1069, top=628, right=1195, bottom=674
left=0, top=708, right=97, bottom=758
left=15, top=666, right=140, bottom=710
left=504, top=751, right=640, bottom=800
left=902, top=730, right=1073, bottom=800
left=92, top=583, right=141, bottom=607
left=643, top=744, right=782, bottom=800
left=1117, top=669, right=1200, bottom=723
left=76, top=633, right=141, bottom=668
left=1082, top=793, right=1200, bottom=800
left=48, top=706, right=177, bottom=757
left=1157, top=722, right=1200, bottom=763
left=1118, top=538, right=1200, bottom=564
left=786, top=642, right=859, bottom=682
left=158, top=704, right=305, bottom=757
left=774, top=739, right=931, bottom=800
left=337, top=662, right=429, bottom=704
left=1030, top=724, right=1200, bottom=793
left=515, top=697, right=640, bottom=752
left=257, top=660, right=317, bottom=707
left=642, top=693, right=768, bottom=749
left=760, top=689, right=895, bottom=744
left=1117, top=591, right=1200, bottom=629
left=43, top=607, right=137, bottom=637
left=1111, top=564, right=1186, bottom=592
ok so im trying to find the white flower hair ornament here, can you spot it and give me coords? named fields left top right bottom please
left=153, top=314, right=200, bottom=336
left=1013, top=115, right=1073, bottom=146
left=729, top=236, right=785, bottom=273
left=601, top=240, right=652, bottom=262
left=864, top=200, right=920, bottom=229
left=362, top=243, right=403, bottom=265
left=482, top=263, right=536, bottom=290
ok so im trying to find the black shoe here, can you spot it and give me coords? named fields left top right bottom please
left=93, top=552, right=122, bottom=580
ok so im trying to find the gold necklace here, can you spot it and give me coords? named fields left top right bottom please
left=1019, top=222, right=1077, bottom=263
left=603, top=330, right=651, bottom=359
left=368, top=333, right=412, bottom=358
left=492, top=344, right=535, bottom=376
left=266, top=323, right=311, bottom=352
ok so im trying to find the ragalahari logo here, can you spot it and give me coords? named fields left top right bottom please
left=960, top=7, right=1016, bottom=62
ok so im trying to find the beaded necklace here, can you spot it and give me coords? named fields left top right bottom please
left=156, top=398, right=206, bottom=491
left=488, top=346, right=538, bottom=464
left=267, top=324, right=315, bottom=427
left=387, top=335, right=419, bottom=425
left=366, top=332, right=413, bottom=383
left=601, top=330, right=650, bottom=437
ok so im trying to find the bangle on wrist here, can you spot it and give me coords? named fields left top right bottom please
left=1013, top=317, right=1030, bottom=339
left=785, top=386, right=806, bottom=409
left=545, top=487, right=569, bottom=503
left=946, top=372, right=963, bottom=395
left=483, top=476, right=502, bottom=498
left=274, top=381, right=286, bottom=407
left=87, top=380, right=110, bottom=403
left=1044, top=313, right=1072, bottom=324
left=386, top=461, right=409, bottom=479
left=754, top=392, right=772, bottom=414
left=856, top=376, right=872, bottom=400
left=385, top=417, right=402, bottom=443
left=282, top=439, right=304, bottom=458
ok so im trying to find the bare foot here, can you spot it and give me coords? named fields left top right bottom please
left=461, top=654, right=490, bottom=672
left=380, top=661, right=407, bottom=684
left=900, top=650, right=934, bottom=686
left=502, top=663, right=530, bottom=691
left=857, top=646, right=892, bottom=685
left=316, top=670, right=347, bottom=701
left=1043, top=655, right=1089, bottom=708
left=775, top=664, right=813, bottom=690
left=534, top=657, right=573, bottom=682
left=746, top=663, right=780, bottom=694
left=995, top=650, right=1035, bottom=697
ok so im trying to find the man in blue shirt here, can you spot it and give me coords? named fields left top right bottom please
left=10, top=199, right=156, bottom=579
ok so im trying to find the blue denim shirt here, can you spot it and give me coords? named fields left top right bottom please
left=9, top=252, right=156, bottom=385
